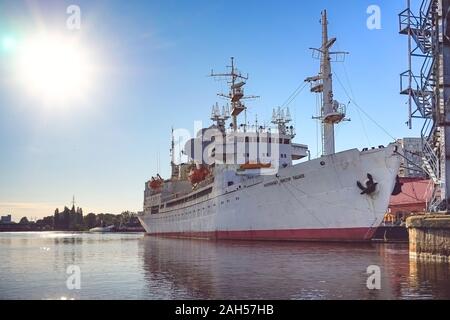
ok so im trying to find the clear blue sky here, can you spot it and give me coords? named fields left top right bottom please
left=0, top=0, right=421, bottom=221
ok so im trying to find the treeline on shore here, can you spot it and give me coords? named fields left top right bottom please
left=1, top=206, right=143, bottom=232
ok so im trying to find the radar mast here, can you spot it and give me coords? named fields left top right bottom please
left=305, top=10, right=349, bottom=156
left=211, top=57, right=259, bottom=131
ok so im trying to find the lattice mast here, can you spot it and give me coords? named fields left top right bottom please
left=211, top=57, right=259, bottom=131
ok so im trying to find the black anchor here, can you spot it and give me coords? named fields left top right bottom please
left=357, top=173, right=378, bottom=195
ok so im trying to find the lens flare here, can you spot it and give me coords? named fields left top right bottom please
left=2, top=36, right=17, bottom=52
left=16, top=33, right=95, bottom=102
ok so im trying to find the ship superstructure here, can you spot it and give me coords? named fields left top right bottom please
left=139, top=11, right=403, bottom=241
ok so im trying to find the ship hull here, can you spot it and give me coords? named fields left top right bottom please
left=146, top=228, right=374, bottom=242
left=139, top=144, right=402, bottom=242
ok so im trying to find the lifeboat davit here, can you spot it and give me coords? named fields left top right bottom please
left=189, top=166, right=210, bottom=184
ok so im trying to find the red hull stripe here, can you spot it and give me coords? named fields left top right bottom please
left=148, top=228, right=376, bottom=242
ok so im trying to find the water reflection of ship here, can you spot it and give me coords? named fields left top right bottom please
left=140, top=238, right=424, bottom=299
left=373, top=244, right=411, bottom=298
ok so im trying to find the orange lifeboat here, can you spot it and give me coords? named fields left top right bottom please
left=149, top=175, right=164, bottom=190
left=189, top=166, right=210, bottom=184
left=240, top=163, right=272, bottom=170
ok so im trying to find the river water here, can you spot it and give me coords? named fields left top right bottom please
left=0, top=232, right=449, bottom=300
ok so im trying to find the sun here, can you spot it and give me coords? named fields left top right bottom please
left=16, top=33, right=95, bottom=102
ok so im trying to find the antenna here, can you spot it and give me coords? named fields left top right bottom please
left=271, top=107, right=294, bottom=136
left=210, top=102, right=230, bottom=132
left=178, top=136, right=182, bottom=164
left=170, top=127, right=179, bottom=179
left=210, top=57, right=260, bottom=131
left=171, top=127, right=175, bottom=165
left=156, top=151, right=160, bottom=174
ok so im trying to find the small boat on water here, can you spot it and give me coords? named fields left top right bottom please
left=89, top=225, right=115, bottom=233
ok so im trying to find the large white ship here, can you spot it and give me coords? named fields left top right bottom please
left=139, top=11, right=403, bottom=241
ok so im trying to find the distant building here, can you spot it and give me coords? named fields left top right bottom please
left=0, top=215, right=13, bottom=224
left=397, top=137, right=427, bottom=178
left=385, top=178, right=432, bottom=225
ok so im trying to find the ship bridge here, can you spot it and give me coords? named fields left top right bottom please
left=184, top=125, right=308, bottom=169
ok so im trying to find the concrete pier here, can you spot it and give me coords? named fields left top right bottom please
left=406, top=215, right=450, bottom=262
